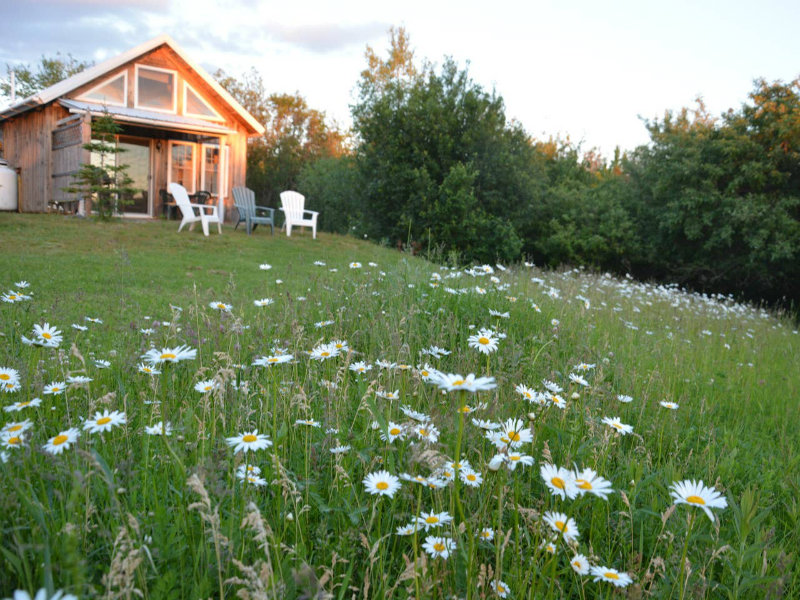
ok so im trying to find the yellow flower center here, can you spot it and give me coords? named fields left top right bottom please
left=425, top=516, right=439, bottom=524
left=42, top=332, right=52, bottom=339
left=452, top=380, right=465, bottom=386
left=467, top=474, right=476, bottom=481
left=551, top=477, right=565, bottom=489
left=604, top=572, right=619, bottom=580
left=572, top=560, right=581, bottom=568
left=7, top=424, right=22, bottom=432
left=217, top=304, right=226, bottom=309
left=497, top=585, right=506, bottom=593
left=320, top=352, right=330, bottom=357
left=433, top=542, right=445, bottom=552
left=612, top=423, right=623, bottom=430
left=478, top=337, right=490, bottom=345
left=0, top=374, right=9, bottom=380
left=203, top=386, right=212, bottom=391
left=51, top=387, right=60, bottom=392
left=481, top=531, right=491, bottom=538
left=161, top=353, right=176, bottom=360
left=53, top=434, right=68, bottom=445
left=96, top=417, right=112, bottom=426
left=421, top=370, right=429, bottom=377
left=510, top=455, right=521, bottom=461
left=576, top=479, right=592, bottom=490
left=376, top=481, right=389, bottom=490
left=389, top=428, right=401, bottom=436
left=7, top=436, right=21, bottom=445
left=508, top=431, right=520, bottom=442
left=268, top=358, right=279, bottom=363
left=686, top=495, right=706, bottom=505
left=555, top=520, right=567, bottom=532
left=243, top=434, right=258, bottom=443
left=418, top=429, right=427, bottom=436
left=18, top=401, right=30, bottom=407
left=458, top=405, right=471, bottom=413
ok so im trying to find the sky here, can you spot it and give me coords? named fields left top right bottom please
left=2, top=0, right=799, bottom=157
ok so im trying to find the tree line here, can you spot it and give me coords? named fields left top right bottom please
left=3, top=31, right=798, bottom=305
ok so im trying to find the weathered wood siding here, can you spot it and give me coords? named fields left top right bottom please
left=51, top=113, right=90, bottom=207
left=1, top=103, right=69, bottom=212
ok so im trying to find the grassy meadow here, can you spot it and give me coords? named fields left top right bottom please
left=1, top=214, right=798, bottom=599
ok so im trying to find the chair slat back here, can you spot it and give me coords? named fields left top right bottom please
left=280, top=191, right=305, bottom=220
left=232, top=187, right=256, bottom=219
left=169, top=183, right=194, bottom=218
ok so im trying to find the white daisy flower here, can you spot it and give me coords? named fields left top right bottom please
left=226, top=430, right=272, bottom=454
left=83, top=410, right=126, bottom=434
left=144, top=422, right=173, bottom=436
left=543, top=511, right=580, bottom=542
left=42, top=428, right=80, bottom=455
left=540, top=464, right=579, bottom=500
left=670, top=479, right=727, bottom=521
left=590, top=566, right=633, bottom=588
left=421, top=536, right=455, bottom=559
left=363, top=470, right=401, bottom=498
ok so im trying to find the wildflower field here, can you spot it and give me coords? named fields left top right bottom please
left=1, top=215, right=798, bottom=599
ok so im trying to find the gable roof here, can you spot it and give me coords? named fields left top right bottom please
left=0, top=34, right=265, bottom=135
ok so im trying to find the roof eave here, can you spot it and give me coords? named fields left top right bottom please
left=0, top=33, right=265, bottom=135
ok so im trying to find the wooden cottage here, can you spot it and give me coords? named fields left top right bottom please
left=0, top=34, right=264, bottom=218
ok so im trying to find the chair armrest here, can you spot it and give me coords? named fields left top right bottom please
left=254, top=206, right=275, bottom=217
left=303, top=210, right=319, bottom=218
left=190, top=203, right=218, bottom=217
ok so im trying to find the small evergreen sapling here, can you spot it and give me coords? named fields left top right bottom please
left=66, top=110, right=137, bottom=220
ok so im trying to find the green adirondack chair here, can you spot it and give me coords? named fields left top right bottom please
left=232, top=187, right=275, bottom=235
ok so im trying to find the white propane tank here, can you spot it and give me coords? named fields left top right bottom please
left=0, top=159, right=18, bottom=211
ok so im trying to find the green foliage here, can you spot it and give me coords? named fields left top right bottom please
left=297, top=156, right=363, bottom=235
left=215, top=69, right=346, bottom=207
left=626, top=81, right=800, bottom=303
left=1, top=53, right=91, bottom=101
left=352, top=43, right=537, bottom=262
left=420, top=162, right=522, bottom=263
left=64, top=112, right=136, bottom=220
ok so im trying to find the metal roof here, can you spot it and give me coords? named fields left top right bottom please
left=60, top=99, right=238, bottom=136
left=0, top=34, right=265, bottom=136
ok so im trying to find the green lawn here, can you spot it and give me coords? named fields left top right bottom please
left=1, top=214, right=798, bottom=599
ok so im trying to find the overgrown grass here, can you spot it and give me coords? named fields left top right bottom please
left=1, top=214, right=798, bottom=599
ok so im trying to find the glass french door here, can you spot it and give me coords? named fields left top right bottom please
left=118, top=136, right=151, bottom=215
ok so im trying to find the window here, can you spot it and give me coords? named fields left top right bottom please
left=79, top=72, right=127, bottom=107
left=184, top=83, right=223, bottom=121
left=135, top=65, right=176, bottom=113
left=201, top=144, right=220, bottom=196
left=168, top=142, right=195, bottom=193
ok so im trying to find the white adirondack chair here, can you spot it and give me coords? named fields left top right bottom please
left=279, top=190, right=318, bottom=239
left=169, top=183, right=221, bottom=236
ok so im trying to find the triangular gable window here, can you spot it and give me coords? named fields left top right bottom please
left=79, top=72, right=127, bottom=107
left=184, top=83, right=223, bottom=121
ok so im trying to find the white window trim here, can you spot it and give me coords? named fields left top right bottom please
left=167, top=141, right=196, bottom=194
left=134, top=64, right=177, bottom=114
left=200, top=142, right=223, bottom=197
left=222, top=145, right=230, bottom=202
left=184, top=82, right=224, bottom=122
left=77, top=71, right=128, bottom=107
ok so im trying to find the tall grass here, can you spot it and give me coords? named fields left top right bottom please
left=0, top=215, right=798, bottom=599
